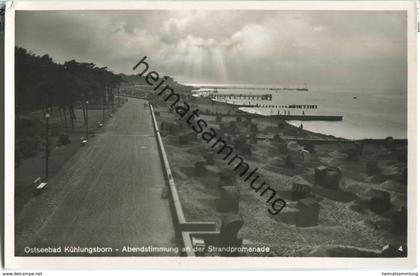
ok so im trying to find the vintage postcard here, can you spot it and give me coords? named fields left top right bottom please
left=3, top=0, right=417, bottom=269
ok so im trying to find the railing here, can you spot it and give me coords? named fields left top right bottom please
left=149, top=104, right=219, bottom=256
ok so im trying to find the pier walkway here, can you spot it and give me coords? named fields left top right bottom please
left=200, top=110, right=343, bottom=121
left=211, top=93, right=272, bottom=101
left=15, top=98, right=178, bottom=256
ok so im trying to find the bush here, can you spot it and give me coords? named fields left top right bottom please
left=15, top=116, right=43, bottom=160
left=56, top=133, right=71, bottom=146
left=16, top=116, right=41, bottom=130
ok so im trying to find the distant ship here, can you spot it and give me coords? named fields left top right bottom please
left=296, top=84, right=309, bottom=91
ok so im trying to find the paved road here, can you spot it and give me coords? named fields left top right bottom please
left=15, top=98, right=178, bottom=256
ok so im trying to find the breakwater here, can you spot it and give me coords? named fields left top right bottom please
left=200, top=109, right=343, bottom=121
left=211, top=93, right=272, bottom=101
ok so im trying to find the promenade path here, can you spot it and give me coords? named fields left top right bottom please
left=15, top=98, right=178, bottom=256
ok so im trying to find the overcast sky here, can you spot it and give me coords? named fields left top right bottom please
left=16, top=10, right=407, bottom=90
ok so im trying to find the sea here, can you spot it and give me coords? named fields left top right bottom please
left=188, top=84, right=407, bottom=140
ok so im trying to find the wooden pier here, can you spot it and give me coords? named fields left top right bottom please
left=200, top=85, right=308, bottom=92
left=211, top=93, right=272, bottom=101
left=200, top=110, right=343, bottom=121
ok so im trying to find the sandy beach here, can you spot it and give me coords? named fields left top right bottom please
left=147, top=84, right=408, bottom=257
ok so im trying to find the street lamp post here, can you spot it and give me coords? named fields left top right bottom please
left=102, top=96, right=105, bottom=123
left=85, top=100, right=89, bottom=140
left=45, top=111, right=50, bottom=180
left=103, top=85, right=107, bottom=122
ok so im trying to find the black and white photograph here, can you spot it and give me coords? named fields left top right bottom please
left=4, top=0, right=417, bottom=270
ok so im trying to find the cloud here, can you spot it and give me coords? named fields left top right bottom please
left=16, top=10, right=407, bottom=90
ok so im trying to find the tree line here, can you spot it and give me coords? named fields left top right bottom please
left=15, top=47, right=123, bottom=128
